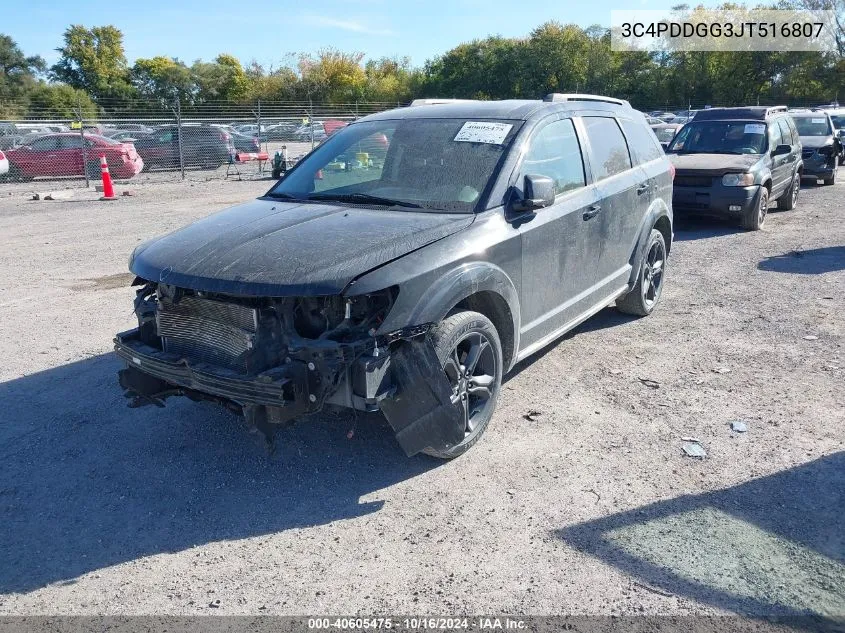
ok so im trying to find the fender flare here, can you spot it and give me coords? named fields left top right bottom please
left=407, top=262, right=521, bottom=370
left=627, top=198, right=673, bottom=289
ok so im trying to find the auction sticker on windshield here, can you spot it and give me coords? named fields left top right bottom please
left=454, top=121, right=513, bottom=144
left=744, top=123, right=766, bottom=134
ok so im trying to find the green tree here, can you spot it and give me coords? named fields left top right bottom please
left=26, top=84, right=97, bottom=118
left=0, top=34, right=46, bottom=100
left=192, top=54, right=249, bottom=102
left=51, top=25, right=135, bottom=104
left=131, top=56, right=194, bottom=102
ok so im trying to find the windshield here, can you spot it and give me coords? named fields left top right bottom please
left=267, top=118, right=521, bottom=212
left=667, top=120, right=768, bottom=154
left=793, top=116, right=832, bottom=136
left=655, top=127, right=679, bottom=143
left=830, top=115, right=844, bottom=129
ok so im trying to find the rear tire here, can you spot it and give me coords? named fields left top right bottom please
left=422, top=311, right=502, bottom=459
left=740, top=187, right=768, bottom=231
left=777, top=173, right=799, bottom=210
left=616, top=228, right=667, bottom=317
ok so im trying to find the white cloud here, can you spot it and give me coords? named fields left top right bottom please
left=301, top=14, right=395, bottom=36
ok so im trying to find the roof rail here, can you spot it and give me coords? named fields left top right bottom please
left=543, top=93, right=631, bottom=107
left=409, top=98, right=475, bottom=106
left=766, top=106, right=789, bottom=115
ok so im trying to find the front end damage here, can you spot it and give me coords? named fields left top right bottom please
left=115, top=279, right=463, bottom=456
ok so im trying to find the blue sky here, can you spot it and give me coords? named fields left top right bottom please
left=9, top=0, right=720, bottom=69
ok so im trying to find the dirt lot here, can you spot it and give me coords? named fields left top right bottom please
left=0, top=177, right=842, bottom=618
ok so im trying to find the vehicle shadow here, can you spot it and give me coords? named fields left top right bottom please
left=0, top=354, right=436, bottom=594
left=672, top=216, right=744, bottom=241
left=757, top=246, right=845, bottom=275
left=504, top=307, right=639, bottom=383
left=557, top=453, right=845, bottom=623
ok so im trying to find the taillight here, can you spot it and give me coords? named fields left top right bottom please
left=668, top=162, right=676, bottom=180
left=0, top=150, right=5, bottom=160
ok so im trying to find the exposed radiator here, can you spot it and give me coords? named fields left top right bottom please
left=157, top=295, right=257, bottom=371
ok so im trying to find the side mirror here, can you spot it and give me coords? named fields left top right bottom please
left=512, top=174, right=556, bottom=212
left=772, top=144, right=791, bottom=156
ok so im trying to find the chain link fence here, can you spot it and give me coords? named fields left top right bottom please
left=2, top=96, right=836, bottom=191
left=0, top=98, right=401, bottom=189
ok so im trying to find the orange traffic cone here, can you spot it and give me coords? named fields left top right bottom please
left=99, top=155, right=116, bottom=200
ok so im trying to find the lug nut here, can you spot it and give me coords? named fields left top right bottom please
left=309, top=394, right=317, bottom=402
left=307, top=362, right=315, bottom=370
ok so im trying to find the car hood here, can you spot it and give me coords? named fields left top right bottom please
left=668, top=153, right=763, bottom=176
left=799, top=136, right=833, bottom=149
left=130, top=198, right=475, bottom=296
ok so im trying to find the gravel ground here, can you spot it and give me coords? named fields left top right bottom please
left=0, top=177, right=842, bottom=618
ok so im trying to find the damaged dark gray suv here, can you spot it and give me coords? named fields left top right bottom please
left=116, top=94, right=673, bottom=458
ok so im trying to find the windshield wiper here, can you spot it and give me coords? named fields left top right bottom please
left=265, top=192, right=307, bottom=201
left=307, top=192, right=422, bottom=208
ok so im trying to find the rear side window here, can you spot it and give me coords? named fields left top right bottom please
left=621, top=119, right=663, bottom=164
left=582, top=117, right=632, bottom=180
left=57, top=136, right=83, bottom=149
left=520, top=118, right=585, bottom=195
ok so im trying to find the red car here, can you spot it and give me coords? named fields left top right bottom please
left=5, top=133, right=144, bottom=181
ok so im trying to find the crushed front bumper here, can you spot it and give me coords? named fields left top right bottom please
left=800, top=152, right=836, bottom=179
left=115, top=329, right=308, bottom=408
left=115, top=327, right=464, bottom=457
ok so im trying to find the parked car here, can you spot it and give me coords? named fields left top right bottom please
left=115, top=93, right=673, bottom=459
left=4, top=133, right=143, bottom=181
left=265, top=122, right=299, bottom=140
left=0, top=150, right=8, bottom=177
left=105, top=129, right=145, bottom=142
left=651, top=123, right=684, bottom=149
left=131, top=125, right=234, bottom=170
left=825, top=109, right=845, bottom=165
left=790, top=111, right=840, bottom=185
left=230, top=130, right=262, bottom=153
left=666, top=106, right=802, bottom=231
left=293, top=121, right=326, bottom=141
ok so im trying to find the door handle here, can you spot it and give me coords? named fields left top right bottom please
left=583, top=204, right=601, bottom=220
left=637, top=183, right=650, bottom=195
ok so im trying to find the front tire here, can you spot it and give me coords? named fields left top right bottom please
left=423, top=311, right=502, bottom=459
left=616, top=229, right=667, bottom=317
left=740, top=186, right=768, bottom=231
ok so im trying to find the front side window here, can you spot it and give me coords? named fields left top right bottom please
left=792, top=115, right=833, bottom=137
left=668, top=121, right=768, bottom=155
left=769, top=119, right=785, bottom=148
left=582, top=117, right=632, bottom=180
left=29, top=136, right=58, bottom=151
left=269, top=118, right=521, bottom=212
left=776, top=119, right=794, bottom=145
left=519, top=118, right=585, bottom=195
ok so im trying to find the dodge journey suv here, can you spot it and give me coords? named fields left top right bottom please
left=667, top=106, right=803, bottom=230
left=115, top=94, right=674, bottom=458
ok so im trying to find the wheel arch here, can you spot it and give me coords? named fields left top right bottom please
left=628, top=198, right=672, bottom=290
left=405, top=262, right=521, bottom=373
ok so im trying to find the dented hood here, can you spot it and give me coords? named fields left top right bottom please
left=669, top=152, right=763, bottom=176
left=130, top=197, right=474, bottom=296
